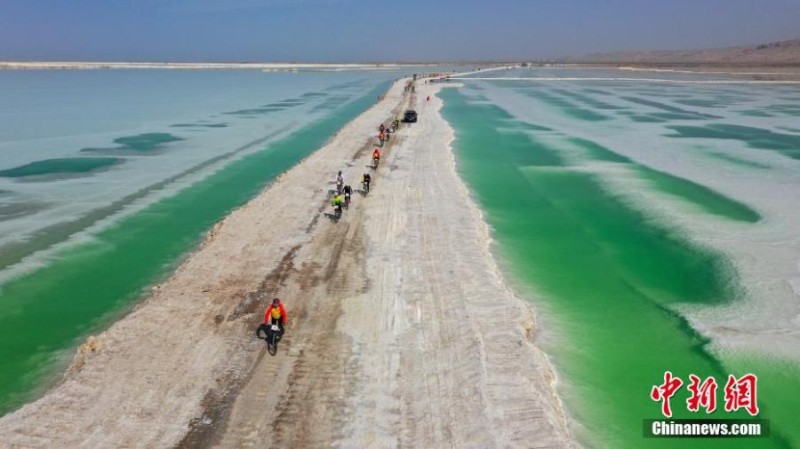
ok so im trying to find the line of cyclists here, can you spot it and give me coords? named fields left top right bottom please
left=260, top=116, right=402, bottom=348
left=377, top=117, right=400, bottom=147
left=330, top=117, right=400, bottom=220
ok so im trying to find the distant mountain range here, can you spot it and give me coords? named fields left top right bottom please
left=573, top=38, right=800, bottom=65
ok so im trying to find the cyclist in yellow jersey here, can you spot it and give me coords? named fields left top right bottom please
left=332, top=193, right=344, bottom=218
left=263, top=298, right=287, bottom=338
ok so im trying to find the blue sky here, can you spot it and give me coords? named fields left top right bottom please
left=1, top=0, right=799, bottom=62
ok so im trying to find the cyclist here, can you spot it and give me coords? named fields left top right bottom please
left=263, top=298, right=287, bottom=339
left=343, top=184, right=352, bottom=207
left=332, top=192, right=344, bottom=217
left=372, top=148, right=381, bottom=168
left=335, top=170, right=344, bottom=194
left=362, top=173, right=371, bottom=193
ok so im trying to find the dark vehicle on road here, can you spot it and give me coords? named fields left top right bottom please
left=402, top=110, right=418, bottom=123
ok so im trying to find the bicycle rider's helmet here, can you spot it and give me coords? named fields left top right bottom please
left=272, top=298, right=280, bottom=306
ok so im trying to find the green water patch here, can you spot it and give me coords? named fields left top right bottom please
left=0, top=80, right=391, bottom=415
left=566, top=138, right=758, bottom=222
left=634, top=166, right=760, bottom=223
left=568, top=137, right=631, bottom=163
left=441, top=88, right=791, bottom=448
left=723, top=355, right=800, bottom=447
left=674, top=98, right=728, bottom=108
left=652, top=112, right=719, bottom=121
left=226, top=98, right=310, bottom=115
left=709, top=152, right=772, bottom=170
left=627, top=90, right=692, bottom=99
left=226, top=106, right=286, bottom=115
left=551, top=88, right=625, bottom=110
left=766, top=104, right=800, bottom=117
left=475, top=99, right=551, bottom=133
left=113, top=133, right=182, bottom=151
left=519, top=89, right=610, bottom=121
left=516, top=122, right=552, bottom=132
left=500, top=121, right=552, bottom=133
left=628, top=114, right=668, bottom=123
left=0, top=158, right=122, bottom=178
left=674, top=95, right=749, bottom=109
left=622, top=97, right=721, bottom=120
left=616, top=110, right=668, bottom=123
left=0, top=126, right=296, bottom=273
left=666, top=124, right=800, bottom=161
left=777, top=126, right=800, bottom=134
left=170, top=123, right=228, bottom=129
left=326, top=78, right=367, bottom=91
left=311, top=95, right=352, bottom=112
left=82, top=133, right=184, bottom=154
left=740, top=109, right=774, bottom=118
left=276, top=99, right=307, bottom=105
left=0, top=201, right=49, bottom=220
left=466, top=94, right=489, bottom=102
left=455, top=98, right=563, bottom=166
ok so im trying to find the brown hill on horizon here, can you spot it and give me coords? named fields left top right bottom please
left=574, top=38, right=800, bottom=65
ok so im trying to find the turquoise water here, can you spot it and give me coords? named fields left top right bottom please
left=667, top=124, right=800, bottom=160
left=0, top=157, right=122, bottom=177
left=565, top=137, right=760, bottom=222
left=81, top=132, right=184, bottom=153
left=519, top=89, right=610, bottom=121
left=707, top=152, right=772, bottom=169
left=0, top=79, right=389, bottom=415
left=440, top=85, right=800, bottom=448
left=0, top=69, right=400, bottom=258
